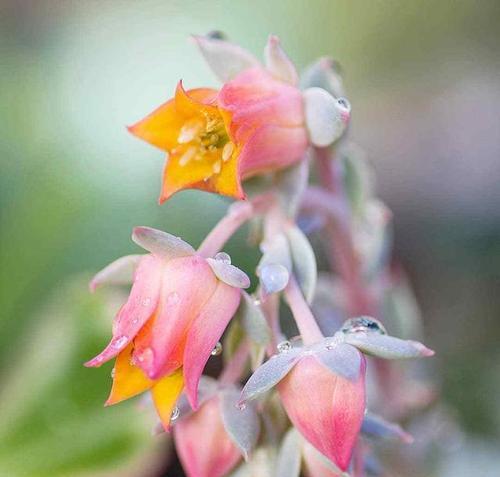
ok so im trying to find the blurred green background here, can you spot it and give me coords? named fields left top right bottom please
left=1, top=0, right=499, bottom=476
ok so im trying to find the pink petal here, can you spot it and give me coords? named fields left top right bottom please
left=174, top=396, right=241, bottom=477
left=218, top=67, right=304, bottom=144
left=183, top=282, right=241, bottom=409
left=133, top=255, right=218, bottom=379
left=264, top=35, right=298, bottom=85
left=84, top=255, right=163, bottom=367
left=278, top=355, right=366, bottom=471
left=238, top=124, right=309, bottom=178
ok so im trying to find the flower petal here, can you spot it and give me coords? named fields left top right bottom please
left=344, top=333, right=434, bottom=359
left=239, top=349, right=301, bottom=404
left=206, top=258, right=251, bottom=289
left=174, top=395, right=241, bottom=477
left=151, top=368, right=184, bottom=431
left=133, top=256, right=218, bottom=379
left=313, top=342, right=363, bottom=381
left=127, top=85, right=217, bottom=151
left=220, top=388, right=260, bottom=460
left=132, top=226, right=195, bottom=259
left=237, top=124, right=309, bottom=178
left=84, top=255, right=163, bottom=367
left=105, top=343, right=154, bottom=405
left=89, top=254, right=143, bottom=292
left=264, top=35, right=298, bottom=85
left=278, top=356, right=366, bottom=471
left=192, top=34, right=260, bottom=82
left=303, top=87, right=350, bottom=147
left=183, top=282, right=241, bottom=408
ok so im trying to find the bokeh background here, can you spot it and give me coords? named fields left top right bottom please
left=1, top=0, right=499, bottom=476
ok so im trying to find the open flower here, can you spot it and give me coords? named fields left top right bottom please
left=239, top=317, right=433, bottom=472
left=128, top=35, right=348, bottom=203
left=85, top=227, right=249, bottom=429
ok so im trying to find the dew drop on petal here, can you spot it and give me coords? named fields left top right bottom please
left=277, top=340, right=292, bottom=353
left=211, top=341, right=223, bottom=356
left=341, top=316, right=387, bottom=335
left=253, top=298, right=262, bottom=306
left=171, top=406, right=180, bottom=421
left=236, top=402, right=247, bottom=411
left=136, top=347, right=153, bottom=364
left=141, top=297, right=151, bottom=307
left=167, top=292, right=180, bottom=306
left=113, top=336, right=128, bottom=349
left=214, top=252, right=231, bottom=265
left=132, top=317, right=139, bottom=325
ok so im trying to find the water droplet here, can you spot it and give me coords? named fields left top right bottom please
left=135, top=347, right=153, bottom=364
left=236, top=402, right=247, bottom=411
left=141, top=297, right=151, bottom=307
left=222, top=142, right=234, bottom=162
left=167, top=292, right=180, bottom=305
left=253, top=298, right=261, bottom=306
left=113, top=335, right=128, bottom=349
left=341, top=316, right=387, bottom=335
left=214, top=252, right=231, bottom=264
left=211, top=342, right=223, bottom=356
left=277, top=340, right=292, bottom=353
left=111, top=367, right=116, bottom=378
left=171, top=406, right=180, bottom=421
left=325, top=343, right=335, bottom=350
left=132, top=317, right=139, bottom=325
left=260, top=263, right=289, bottom=294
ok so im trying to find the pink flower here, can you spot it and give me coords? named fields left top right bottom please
left=174, top=395, right=242, bottom=477
left=85, top=227, right=249, bottom=429
left=127, top=35, right=315, bottom=202
left=278, top=355, right=366, bottom=472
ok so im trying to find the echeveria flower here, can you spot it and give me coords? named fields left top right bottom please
left=85, top=227, right=249, bottom=429
left=240, top=317, right=433, bottom=471
left=128, top=35, right=349, bottom=203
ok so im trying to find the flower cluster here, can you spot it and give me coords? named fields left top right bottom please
left=86, top=33, right=435, bottom=477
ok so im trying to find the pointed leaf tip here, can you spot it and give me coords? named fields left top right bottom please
left=132, top=226, right=195, bottom=260
left=89, top=254, right=143, bottom=292
left=264, top=35, right=298, bottom=85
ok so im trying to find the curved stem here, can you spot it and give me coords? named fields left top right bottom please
left=284, top=275, right=323, bottom=345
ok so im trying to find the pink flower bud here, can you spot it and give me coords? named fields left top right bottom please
left=174, top=395, right=241, bottom=477
left=278, top=355, right=366, bottom=472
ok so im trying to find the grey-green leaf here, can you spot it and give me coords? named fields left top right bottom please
left=132, top=226, right=195, bottom=259
left=236, top=292, right=271, bottom=345
left=275, top=428, right=302, bottom=477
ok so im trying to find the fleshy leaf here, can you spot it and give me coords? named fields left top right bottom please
left=240, top=349, right=301, bottom=403
left=313, top=342, right=363, bottom=381
left=275, top=428, right=302, bottom=477
left=303, top=87, right=350, bottom=147
left=207, top=258, right=251, bottom=289
left=192, top=34, right=260, bottom=82
left=235, top=292, right=271, bottom=345
left=220, top=388, right=260, bottom=460
left=89, top=254, right=143, bottom=292
left=263, top=35, right=298, bottom=85
left=344, top=333, right=434, bottom=359
left=132, top=226, right=195, bottom=260
left=300, top=57, right=345, bottom=98
left=274, top=160, right=310, bottom=218
left=286, top=224, right=317, bottom=303
left=362, top=412, right=414, bottom=443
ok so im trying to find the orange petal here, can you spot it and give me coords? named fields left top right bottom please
left=174, top=82, right=218, bottom=117
left=151, top=368, right=185, bottom=431
left=105, top=343, right=155, bottom=406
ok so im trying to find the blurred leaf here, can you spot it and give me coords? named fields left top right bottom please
left=0, top=277, right=163, bottom=477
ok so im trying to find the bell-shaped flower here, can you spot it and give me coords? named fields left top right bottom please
left=170, top=378, right=260, bottom=477
left=128, top=34, right=345, bottom=203
left=85, top=227, right=250, bottom=429
left=239, top=317, right=433, bottom=472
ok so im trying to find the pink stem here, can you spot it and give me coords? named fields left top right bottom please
left=284, top=275, right=323, bottom=345
left=197, top=193, right=275, bottom=258
left=219, top=339, right=250, bottom=385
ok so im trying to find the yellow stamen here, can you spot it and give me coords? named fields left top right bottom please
left=222, top=142, right=234, bottom=162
